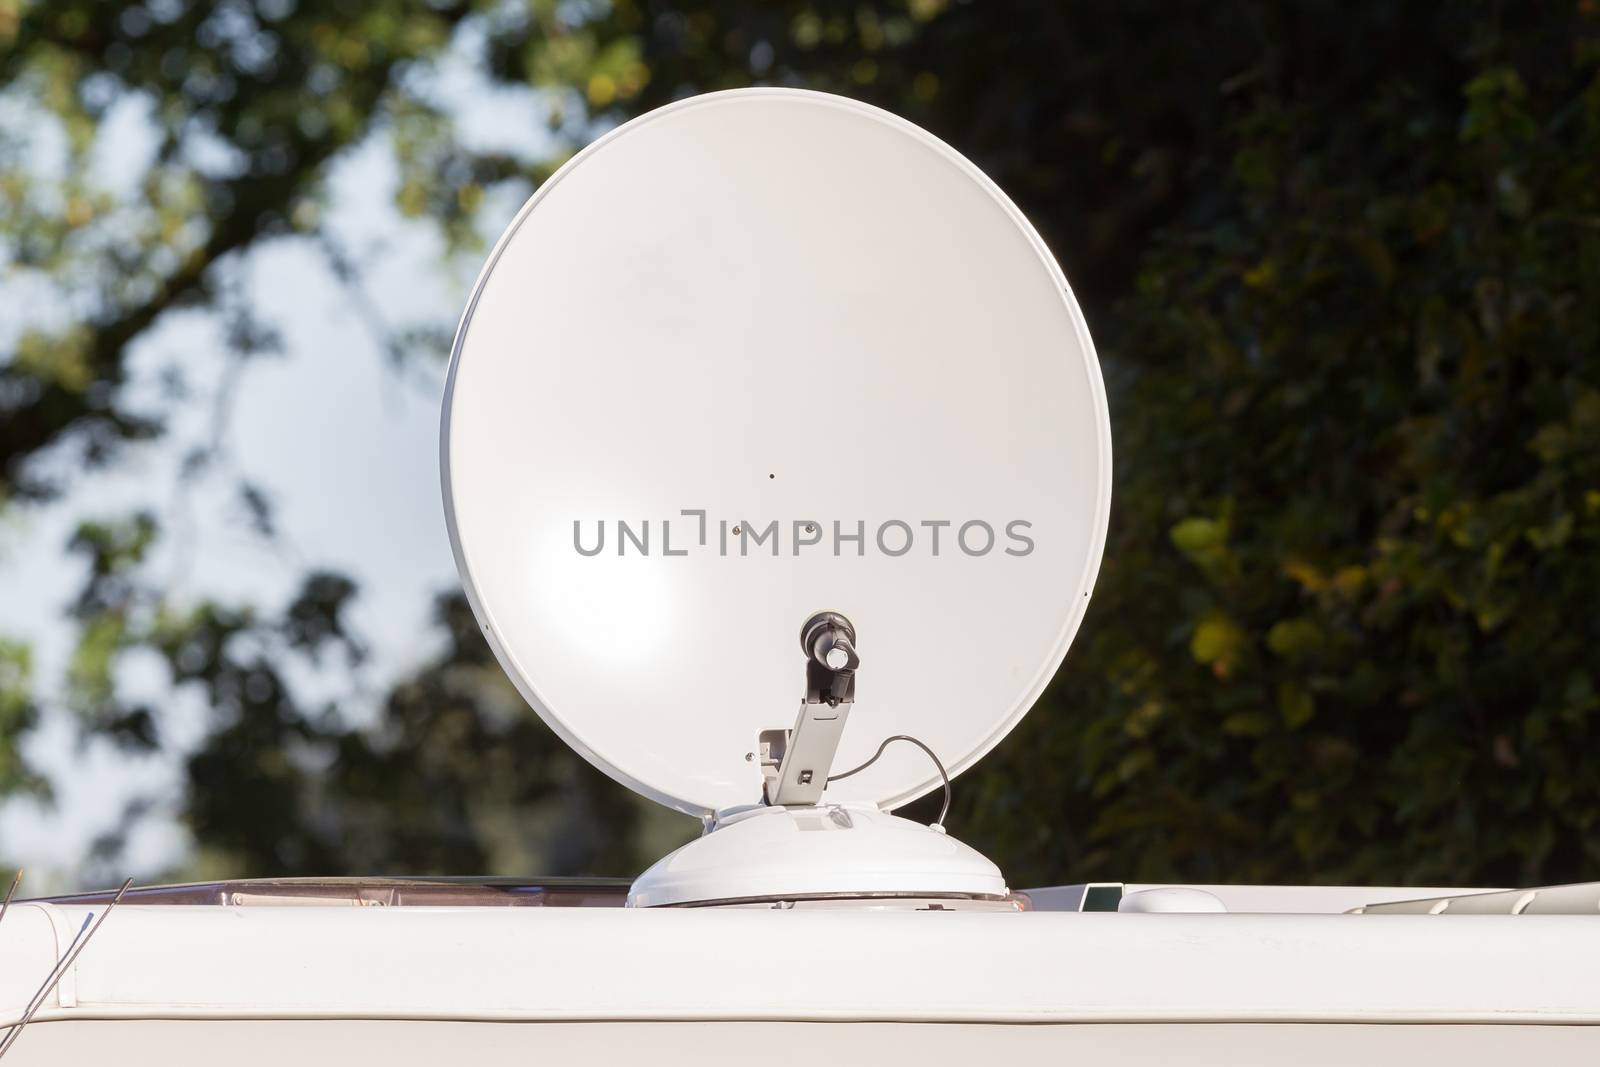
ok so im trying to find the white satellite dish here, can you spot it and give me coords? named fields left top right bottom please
left=442, top=88, right=1110, bottom=905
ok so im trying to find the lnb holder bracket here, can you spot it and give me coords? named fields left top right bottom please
left=762, top=612, right=859, bottom=807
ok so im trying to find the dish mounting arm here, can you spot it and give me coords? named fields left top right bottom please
left=762, top=612, right=859, bottom=807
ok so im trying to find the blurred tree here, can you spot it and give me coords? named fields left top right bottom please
left=1010, top=11, right=1600, bottom=888
left=0, top=0, right=657, bottom=879
left=1, top=0, right=1598, bottom=887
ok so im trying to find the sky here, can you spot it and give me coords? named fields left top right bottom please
left=0, top=25, right=559, bottom=888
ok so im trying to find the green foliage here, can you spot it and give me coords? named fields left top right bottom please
left=0, top=639, right=45, bottom=798
left=2, top=0, right=1599, bottom=888
left=979, top=6, right=1600, bottom=887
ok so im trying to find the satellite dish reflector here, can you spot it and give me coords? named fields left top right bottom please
left=442, top=88, right=1110, bottom=819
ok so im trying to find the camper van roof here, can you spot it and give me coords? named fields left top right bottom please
left=5, top=894, right=1600, bottom=1028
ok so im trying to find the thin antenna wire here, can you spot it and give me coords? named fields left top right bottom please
left=0, top=878, right=132, bottom=1061
left=0, top=870, right=21, bottom=933
left=827, top=734, right=952, bottom=828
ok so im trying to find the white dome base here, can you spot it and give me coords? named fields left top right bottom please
left=627, top=805, right=1008, bottom=908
